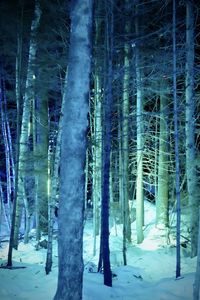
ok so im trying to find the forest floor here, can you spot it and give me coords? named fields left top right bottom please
left=0, top=200, right=198, bottom=300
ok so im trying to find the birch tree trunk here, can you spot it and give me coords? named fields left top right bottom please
left=135, top=5, right=144, bottom=244
left=185, top=0, right=199, bottom=258
left=12, top=0, right=41, bottom=251
left=122, top=5, right=132, bottom=254
left=92, top=74, right=102, bottom=256
left=54, top=1, right=93, bottom=299
left=92, top=0, right=103, bottom=256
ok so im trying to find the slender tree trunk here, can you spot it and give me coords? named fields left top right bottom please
left=121, top=36, right=131, bottom=266
left=185, top=0, right=198, bottom=258
left=23, top=186, right=31, bottom=244
left=97, top=0, right=113, bottom=287
left=156, top=80, right=169, bottom=227
left=10, top=6, right=23, bottom=248
left=0, top=179, right=10, bottom=233
left=119, top=115, right=127, bottom=263
left=122, top=5, right=132, bottom=253
left=135, top=5, right=144, bottom=244
left=92, top=1, right=103, bottom=255
left=154, top=99, right=158, bottom=205
left=13, top=0, right=41, bottom=249
left=0, top=69, right=12, bottom=228
left=100, top=48, right=113, bottom=289
left=85, top=148, right=89, bottom=211
left=45, top=84, right=64, bottom=275
left=33, top=92, right=49, bottom=237
left=193, top=208, right=200, bottom=300
left=173, top=0, right=181, bottom=279
left=54, top=1, right=93, bottom=299
left=6, top=9, right=24, bottom=262
left=92, top=73, right=102, bottom=256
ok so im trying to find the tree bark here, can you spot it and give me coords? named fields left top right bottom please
left=135, top=5, right=144, bottom=244
left=12, top=0, right=41, bottom=253
left=185, top=0, right=199, bottom=258
left=92, top=73, right=102, bottom=256
left=45, top=81, right=64, bottom=274
left=156, top=80, right=169, bottom=227
left=33, top=92, right=49, bottom=237
left=193, top=207, right=200, bottom=300
left=121, top=3, right=132, bottom=258
left=97, top=0, right=113, bottom=287
left=172, top=0, right=181, bottom=278
left=54, top=1, right=93, bottom=299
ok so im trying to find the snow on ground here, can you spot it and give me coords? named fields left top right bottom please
left=0, top=201, right=198, bottom=299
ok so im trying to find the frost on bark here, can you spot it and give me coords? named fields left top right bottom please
left=54, top=0, right=93, bottom=299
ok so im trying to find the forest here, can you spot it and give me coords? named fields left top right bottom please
left=0, top=0, right=200, bottom=299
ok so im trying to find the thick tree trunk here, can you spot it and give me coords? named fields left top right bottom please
left=54, top=1, right=93, bottom=299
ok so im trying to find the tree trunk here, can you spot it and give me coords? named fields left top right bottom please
left=135, top=5, right=144, bottom=244
left=185, top=0, right=198, bottom=258
left=92, top=0, right=103, bottom=256
left=23, top=185, right=31, bottom=244
left=122, top=7, right=132, bottom=249
left=33, top=92, right=49, bottom=237
left=10, top=0, right=41, bottom=255
left=193, top=208, right=200, bottom=300
left=92, top=73, right=102, bottom=256
left=172, top=0, right=181, bottom=279
left=54, top=1, right=93, bottom=299
left=45, top=82, right=64, bottom=275
left=97, top=0, right=113, bottom=287
left=156, top=80, right=169, bottom=227
left=0, top=67, right=13, bottom=228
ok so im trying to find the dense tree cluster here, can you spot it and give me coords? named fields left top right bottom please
left=0, top=0, right=200, bottom=299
